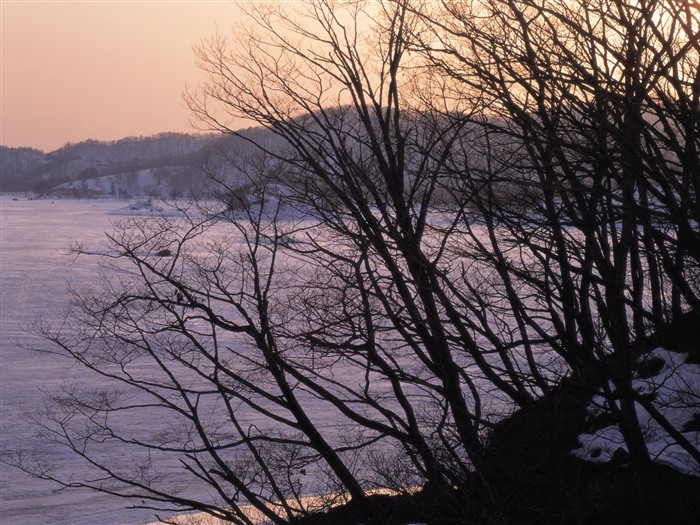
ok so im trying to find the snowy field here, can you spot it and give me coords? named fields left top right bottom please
left=1, top=197, right=698, bottom=525
left=0, top=197, right=389, bottom=525
left=0, top=197, right=184, bottom=525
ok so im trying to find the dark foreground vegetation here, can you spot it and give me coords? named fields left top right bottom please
left=289, top=312, right=700, bottom=525
left=6, top=1, right=699, bottom=524
left=291, top=315, right=700, bottom=525
left=473, top=310, right=700, bottom=525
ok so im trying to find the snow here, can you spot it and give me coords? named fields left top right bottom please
left=574, top=347, right=700, bottom=477
left=107, top=199, right=184, bottom=217
left=3, top=198, right=697, bottom=525
left=1, top=197, right=170, bottom=525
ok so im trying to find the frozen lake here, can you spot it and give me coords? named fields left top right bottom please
left=0, top=196, right=526, bottom=525
left=0, top=197, right=177, bottom=525
left=1, top=197, right=382, bottom=525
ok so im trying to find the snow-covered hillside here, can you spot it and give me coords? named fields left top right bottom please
left=0, top=130, right=275, bottom=197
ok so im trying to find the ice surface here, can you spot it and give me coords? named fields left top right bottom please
left=4, top=197, right=696, bottom=525
left=0, top=197, right=173, bottom=525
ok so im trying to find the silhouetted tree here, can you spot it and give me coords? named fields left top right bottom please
left=410, top=0, right=700, bottom=468
left=11, top=1, right=699, bottom=523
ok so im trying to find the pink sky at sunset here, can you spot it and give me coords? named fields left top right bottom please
left=1, top=0, right=251, bottom=152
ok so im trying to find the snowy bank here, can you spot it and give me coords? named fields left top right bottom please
left=574, top=347, right=700, bottom=477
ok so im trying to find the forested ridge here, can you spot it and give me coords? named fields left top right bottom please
left=1, top=133, right=254, bottom=197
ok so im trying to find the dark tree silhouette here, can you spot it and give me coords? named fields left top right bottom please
left=10, top=1, right=699, bottom=524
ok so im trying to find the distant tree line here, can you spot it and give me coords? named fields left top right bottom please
left=0, top=133, right=220, bottom=194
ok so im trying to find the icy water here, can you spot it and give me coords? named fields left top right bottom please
left=0, top=197, right=504, bottom=525
left=1, top=197, right=366, bottom=525
left=0, top=197, right=172, bottom=525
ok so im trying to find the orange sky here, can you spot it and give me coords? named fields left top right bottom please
left=1, top=0, right=252, bottom=152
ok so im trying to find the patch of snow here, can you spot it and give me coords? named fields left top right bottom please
left=107, top=199, right=183, bottom=217
left=574, top=347, right=700, bottom=477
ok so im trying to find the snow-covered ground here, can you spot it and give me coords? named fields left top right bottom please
left=3, top=197, right=698, bottom=525
left=0, top=197, right=163, bottom=525
left=574, top=347, right=700, bottom=477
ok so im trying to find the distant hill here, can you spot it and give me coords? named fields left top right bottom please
left=0, top=130, right=281, bottom=198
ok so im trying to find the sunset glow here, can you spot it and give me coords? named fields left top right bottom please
left=1, top=1, right=246, bottom=152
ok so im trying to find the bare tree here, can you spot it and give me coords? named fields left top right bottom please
left=9, top=0, right=699, bottom=524
left=410, top=0, right=700, bottom=467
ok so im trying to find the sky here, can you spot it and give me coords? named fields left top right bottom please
left=1, top=0, right=254, bottom=152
